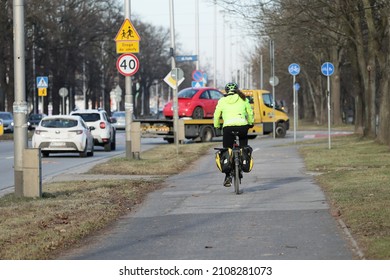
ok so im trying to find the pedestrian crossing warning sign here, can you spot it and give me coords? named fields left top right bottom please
left=36, top=76, right=48, bottom=88
left=114, top=19, right=141, bottom=41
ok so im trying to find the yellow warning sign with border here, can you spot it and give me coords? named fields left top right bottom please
left=38, top=88, right=47, bottom=97
left=116, top=41, right=139, bottom=54
left=115, top=19, right=141, bottom=41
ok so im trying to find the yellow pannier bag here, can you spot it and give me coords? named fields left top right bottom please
left=215, top=148, right=232, bottom=173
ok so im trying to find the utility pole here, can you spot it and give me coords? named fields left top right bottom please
left=195, top=0, right=199, bottom=70
left=32, top=24, right=37, bottom=114
left=101, top=41, right=105, bottom=109
left=124, top=0, right=133, bottom=159
left=13, top=0, right=28, bottom=196
left=213, top=0, right=217, bottom=87
left=169, top=0, right=179, bottom=153
left=270, top=40, right=276, bottom=139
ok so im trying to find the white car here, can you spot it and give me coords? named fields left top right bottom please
left=32, top=115, right=94, bottom=157
left=112, top=111, right=126, bottom=130
left=70, top=109, right=116, bottom=151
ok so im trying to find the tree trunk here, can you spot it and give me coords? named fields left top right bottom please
left=377, top=14, right=390, bottom=145
left=330, top=46, right=342, bottom=125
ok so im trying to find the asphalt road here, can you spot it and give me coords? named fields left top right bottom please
left=60, top=132, right=357, bottom=260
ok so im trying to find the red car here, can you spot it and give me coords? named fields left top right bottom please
left=163, top=87, right=224, bottom=119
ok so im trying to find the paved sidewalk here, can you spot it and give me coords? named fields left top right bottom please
left=60, top=136, right=358, bottom=260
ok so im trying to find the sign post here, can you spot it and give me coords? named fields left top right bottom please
left=321, top=62, right=334, bottom=149
left=59, top=87, right=68, bottom=115
left=114, top=5, right=141, bottom=159
left=288, top=63, right=300, bottom=143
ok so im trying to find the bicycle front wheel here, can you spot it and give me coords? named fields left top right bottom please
left=234, top=157, right=240, bottom=194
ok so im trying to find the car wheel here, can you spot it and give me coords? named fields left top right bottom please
left=192, top=107, right=204, bottom=119
left=200, top=126, right=213, bottom=142
left=104, top=141, right=112, bottom=152
left=79, top=143, right=88, bottom=157
left=110, top=131, right=116, bottom=151
left=275, top=123, right=286, bottom=138
left=87, top=144, right=94, bottom=157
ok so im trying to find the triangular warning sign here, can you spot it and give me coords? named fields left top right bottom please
left=114, top=19, right=141, bottom=41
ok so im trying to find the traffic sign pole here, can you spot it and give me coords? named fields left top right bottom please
left=321, top=62, right=334, bottom=150
left=293, top=75, right=298, bottom=143
left=327, top=75, right=331, bottom=149
left=288, top=63, right=300, bottom=144
left=123, top=1, right=133, bottom=159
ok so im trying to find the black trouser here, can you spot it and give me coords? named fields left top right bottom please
left=222, top=125, right=249, bottom=148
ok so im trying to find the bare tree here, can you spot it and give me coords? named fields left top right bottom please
left=0, top=1, right=14, bottom=112
left=219, top=0, right=390, bottom=145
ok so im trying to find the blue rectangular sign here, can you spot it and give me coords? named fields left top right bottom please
left=176, top=55, right=198, bottom=62
left=36, top=76, right=49, bottom=88
left=192, top=81, right=204, bottom=88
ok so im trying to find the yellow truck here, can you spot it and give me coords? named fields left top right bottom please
left=243, top=89, right=289, bottom=138
left=137, top=89, right=289, bottom=142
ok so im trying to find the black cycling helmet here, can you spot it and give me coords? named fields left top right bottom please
left=225, top=82, right=238, bottom=94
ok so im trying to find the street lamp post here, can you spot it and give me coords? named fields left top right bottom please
left=13, top=0, right=28, bottom=196
left=169, top=0, right=179, bottom=153
left=101, top=41, right=105, bottom=109
left=124, top=0, right=133, bottom=159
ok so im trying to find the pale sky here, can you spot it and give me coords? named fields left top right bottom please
left=128, top=0, right=255, bottom=87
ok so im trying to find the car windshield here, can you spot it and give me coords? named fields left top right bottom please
left=41, top=118, right=78, bottom=128
left=178, top=89, right=197, bottom=98
left=29, top=114, right=43, bottom=121
left=262, top=93, right=274, bottom=108
left=72, top=113, right=100, bottom=122
left=113, top=112, right=125, bottom=118
left=0, top=113, right=12, bottom=120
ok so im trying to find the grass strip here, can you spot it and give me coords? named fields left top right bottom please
left=299, top=135, right=390, bottom=259
left=0, top=142, right=216, bottom=259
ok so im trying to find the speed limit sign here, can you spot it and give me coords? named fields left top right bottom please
left=116, top=53, right=140, bottom=76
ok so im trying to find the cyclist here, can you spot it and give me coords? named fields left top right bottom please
left=213, top=82, right=254, bottom=187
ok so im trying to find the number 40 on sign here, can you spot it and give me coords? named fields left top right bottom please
left=116, top=53, right=140, bottom=76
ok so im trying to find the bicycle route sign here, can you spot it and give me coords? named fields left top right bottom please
left=321, top=62, right=334, bottom=76
left=288, top=63, right=300, bottom=76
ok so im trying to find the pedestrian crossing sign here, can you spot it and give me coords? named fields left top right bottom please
left=114, top=19, right=141, bottom=42
left=37, top=76, right=48, bottom=88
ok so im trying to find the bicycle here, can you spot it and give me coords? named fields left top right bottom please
left=231, top=131, right=243, bottom=194
left=215, top=131, right=243, bottom=195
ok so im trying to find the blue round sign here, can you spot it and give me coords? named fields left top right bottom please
left=321, top=62, right=334, bottom=76
left=288, top=63, right=300, bottom=76
left=192, top=70, right=203, bottom=82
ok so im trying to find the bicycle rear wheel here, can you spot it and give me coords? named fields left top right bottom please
left=234, top=155, right=240, bottom=194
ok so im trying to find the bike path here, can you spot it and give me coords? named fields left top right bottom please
left=60, top=136, right=355, bottom=260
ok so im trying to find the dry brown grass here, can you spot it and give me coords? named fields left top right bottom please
left=300, top=135, right=390, bottom=259
left=0, top=179, right=159, bottom=259
left=0, top=142, right=216, bottom=259
left=88, top=142, right=216, bottom=175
